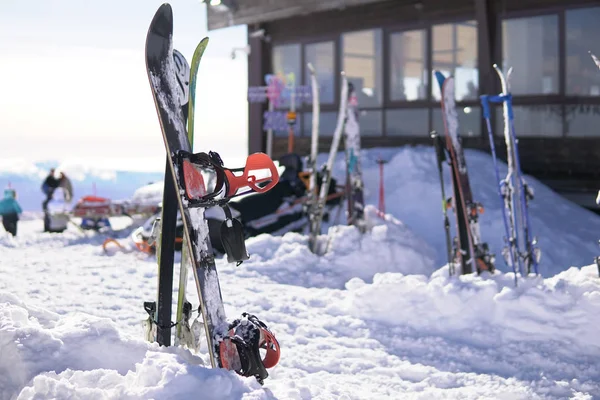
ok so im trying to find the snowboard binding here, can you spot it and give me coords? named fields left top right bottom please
left=176, top=150, right=279, bottom=208
left=175, top=150, right=279, bottom=264
left=218, top=313, right=281, bottom=385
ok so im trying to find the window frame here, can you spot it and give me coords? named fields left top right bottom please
left=497, top=5, right=600, bottom=138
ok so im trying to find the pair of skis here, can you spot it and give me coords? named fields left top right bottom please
left=306, top=71, right=366, bottom=254
left=432, top=71, right=495, bottom=276
left=144, top=3, right=280, bottom=384
left=480, top=65, right=541, bottom=284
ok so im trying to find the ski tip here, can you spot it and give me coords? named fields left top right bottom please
left=433, top=71, right=445, bottom=89
left=307, top=62, right=315, bottom=73
left=590, top=51, right=600, bottom=70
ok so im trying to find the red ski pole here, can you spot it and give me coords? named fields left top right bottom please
left=377, top=157, right=387, bottom=219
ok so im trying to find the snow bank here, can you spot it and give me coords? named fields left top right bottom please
left=240, top=206, right=436, bottom=289
left=343, top=264, right=600, bottom=386
left=0, top=291, right=274, bottom=400
left=317, top=145, right=600, bottom=277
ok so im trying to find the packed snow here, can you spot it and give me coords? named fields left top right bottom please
left=1, top=146, right=600, bottom=399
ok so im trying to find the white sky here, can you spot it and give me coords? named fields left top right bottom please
left=0, top=0, right=248, bottom=172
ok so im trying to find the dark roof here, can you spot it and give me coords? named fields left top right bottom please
left=207, top=0, right=390, bottom=30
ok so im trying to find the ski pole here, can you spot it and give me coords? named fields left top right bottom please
left=480, top=95, right=518, bottom=285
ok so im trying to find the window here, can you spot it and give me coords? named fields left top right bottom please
left=566, top=7, right=600, bottom=96
left=502, top=15, right=559, bottom=95
left=565, top=104, right=600, bottom=136
left=385, top=109, right=429, bottom=136
left=341, top=29, right=383, bottom=107
left=358, top=110, right=383, bottom=136
left=304, top=41, right=335, bottom=104
left=390, top=30, right=427, bottom=101
left=303, top=111, right=339, bottom=137
left=495, top=105, right=562, bottom=137
left=272, top=44, right=301, bottom=108
left=432, top=21, right=478, bottom=101
left=432, top=106, right=481, bottom=138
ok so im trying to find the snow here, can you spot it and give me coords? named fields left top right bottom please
left=1, top=145, right=600, bottom=399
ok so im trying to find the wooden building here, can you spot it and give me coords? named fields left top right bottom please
left=207, top=0, right=600, bottom=208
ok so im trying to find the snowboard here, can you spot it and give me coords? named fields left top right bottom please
left=145, top=4, right=280, bottom=383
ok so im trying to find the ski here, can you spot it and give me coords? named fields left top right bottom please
left=592, top=52, right=600, bottom=277
left=431, top=131, right=456, bottom=276
left=175, top=37, right=209, bottom=350
left=145, top=4, right=280, bottom=383
left=344, top=82, right=366, bottom=232
left=305, top=63, right=320, bottom=252
left=434, top=71, right=495, bottom=275
left=480, top=64, right=540, bottom=280
left=308, top=72, right=349, bottom=254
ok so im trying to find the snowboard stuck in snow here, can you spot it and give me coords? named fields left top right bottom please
left=144, top=3, right=281, bottom=384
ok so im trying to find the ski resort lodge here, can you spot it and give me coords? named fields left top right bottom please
left=205, top=0, right=600, bottom=209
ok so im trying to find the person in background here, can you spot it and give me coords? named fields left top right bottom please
left=41, top=169, right=60, bottom=210
left=0, top=188, right=23, bottom=237
left=58, top=172, right=73, bottom=202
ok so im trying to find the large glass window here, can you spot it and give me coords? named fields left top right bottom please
left=390, top=30, right=427, bottom=101
left=341, top=29, right=383, bottom=107
left=386, top=109, right=429, bottom=136
left=303, top=111, right=339, bottom=137
left=359, top=110, right=383, bottom=136
left=565, top=104, right=600, bottom=137
left=502, top=15, right=559, bottom=95
left=432, top=106, right=481, bottom=138
left=272, top=44, right=301, bottom=109
left=566, top=7, right=600, bottom=96
left=304, top=41, right=335, bottom=104
left=432, top=21, right=478, bottom=101
left=495, top=105, right=562, bottom=137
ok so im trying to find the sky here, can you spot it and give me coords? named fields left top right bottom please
left=0, top=0, right=248, bottom=172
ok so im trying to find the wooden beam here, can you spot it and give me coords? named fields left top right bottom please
left=475, top=0, right=497, bottom=97
left=247, top=23, right=270, bottom=155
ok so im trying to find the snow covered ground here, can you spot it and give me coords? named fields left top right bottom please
left=1, top=146, right=600, bottom=399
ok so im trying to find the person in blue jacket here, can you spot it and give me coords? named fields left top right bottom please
left=0, top=188, right=23, bottom=237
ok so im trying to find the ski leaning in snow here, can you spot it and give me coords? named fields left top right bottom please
left=434, top=71, right=495, bottom=275
left=305, top=63, right=321, bottom=252
left=175, top=37, right=209, bottom=350
left=145, top=4, right=280, bottom=383
left=344, top=82, right=366, bottom=232
left=589, top=51, right=600, bottom=276
left=309, top=72, right=349, bottom=254
left=431, top=131, right=456, bottom=276
left=480, top=65, right=540, bottom=281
